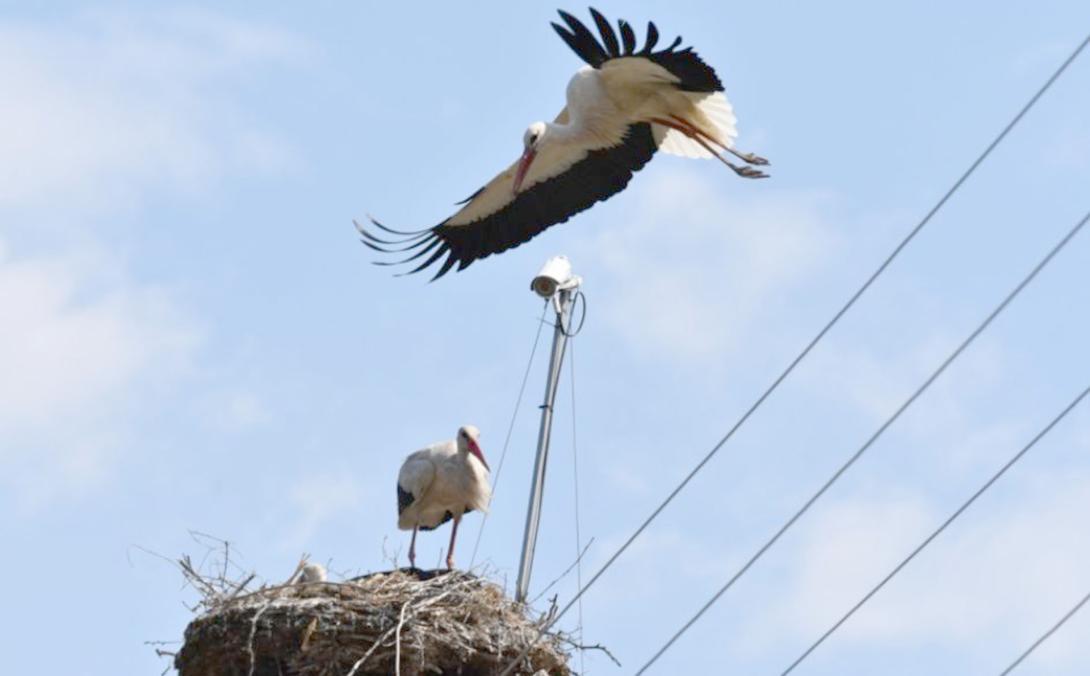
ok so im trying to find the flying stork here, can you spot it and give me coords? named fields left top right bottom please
left=358, top=7, right=769, bottom=280
left=396, top=425, right=491, bottom=570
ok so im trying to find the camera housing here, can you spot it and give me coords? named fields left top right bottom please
left=530, top=256, right=575, bottom=298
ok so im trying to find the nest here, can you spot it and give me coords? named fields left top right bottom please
left=174, top=568, right=571, bottom=676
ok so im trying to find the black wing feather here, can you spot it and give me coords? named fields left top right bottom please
left=642, top=21, right=660, bottom=53
left=590, top=8, right=620, bottom=57
left=618, top=19, right=637, bottom=54
left=397, top=484, right=414, bottom=515
left=356, top=10, right=725, bottom=280
left=554, top=10, right=608, bottom=66
left=418, top=507, right=475, bottom=532
left=358, top=124, right=658, bottom=280
left=555, top=9, right=722, bottom=93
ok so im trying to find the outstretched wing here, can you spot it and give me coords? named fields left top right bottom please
left=358, top=121, right=657, bottom=280
left=551, top=8, right=723, bottom=93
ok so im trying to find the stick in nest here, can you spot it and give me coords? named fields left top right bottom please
left=344, top=574, right=479, bottom=676
left=529, top=537, right=595, bottom=605
left=394, top=597, right=411, bottom=676
left=246, top=599, right=273, bottom=676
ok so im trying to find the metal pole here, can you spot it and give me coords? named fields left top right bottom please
left=515, top=287, right=574, bottom=603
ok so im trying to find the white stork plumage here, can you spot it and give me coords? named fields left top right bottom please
left=396, top=425, right=491, bottom=570
left=358, top=7, right=769, bottom=280
left=291, top=562, right=328, bottom=584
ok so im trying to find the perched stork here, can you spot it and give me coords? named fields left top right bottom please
left=358, top=7, right=769, bottom=280
left=397, top=425, right=491, bottom=570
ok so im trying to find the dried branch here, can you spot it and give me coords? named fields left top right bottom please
left=168, top=540, right=577, bottom=676
left=393, top=598, right=410, bottom=676
left=529, top=537, right=595, bottom=605
left=246, top=599, right=274, bottom=676
left=565, top=640, right=622, bottom=668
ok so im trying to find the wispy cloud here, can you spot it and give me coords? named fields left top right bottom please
left=0, top=239, right=200, bottom=507
left=0, top=8, right=308, bottom=215
left=755, top=469, right=1090, bottom=669
left=285, top=473, right=365, bottom=550
left=579, top=167, right=841, bottom=367
left=0, top=8, right=311, bottom=508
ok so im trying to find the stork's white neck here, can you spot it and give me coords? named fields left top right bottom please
left=526, top=69, right=607, bottom=150
left=542, top=120, right=585, bottom=145
left=549, top=66, right=610, bottom=144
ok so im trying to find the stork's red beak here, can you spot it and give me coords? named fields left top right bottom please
left=513, top=148, right=536, bottom=195
left=469, top=439, right=490, bottom=472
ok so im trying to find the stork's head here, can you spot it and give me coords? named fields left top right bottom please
left=514, top=121, right=547, bottom=195
left=457, top=424, right=489, bottom=472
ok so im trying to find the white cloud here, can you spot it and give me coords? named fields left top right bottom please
left=0, top=8, right=307, bottom=214
left=285, top=473, right=364, bottom=550
left=800, top=332, right=1006, bottom=427
left=579, top=167, right=840, bottom=365
left=757, top=472, right=1090, bottom=668
left=0, top=240, right=200, bottom=506
left=0, top=8, right=307, bottom=507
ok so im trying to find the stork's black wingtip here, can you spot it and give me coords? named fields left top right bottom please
left=361, top=239, right=390, bottom=253
left=556, top=8, right=580, bottom=25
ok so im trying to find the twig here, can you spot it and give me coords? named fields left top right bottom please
left=394, top=598, right=411, bottom=676
left=246, top=599, right=273, bottom=676
left=228, top=573, right=257, bottom=600
left=381, top=536, right=402, bottom=570
left=345, top=576, right=475, bottom=676
left=286, top=554, right=310, bottom=585
left=537, top=595, right=560, bottom=629
left=300, top=617, right=319, bottom=653
left=179, top=555, right=220, bottom=600
left=529, top=538, right=595, bottom=605
left=567, top=641, right=622, bottom=668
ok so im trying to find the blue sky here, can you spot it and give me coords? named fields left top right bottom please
left=2, top=1, right=1089, bottom=674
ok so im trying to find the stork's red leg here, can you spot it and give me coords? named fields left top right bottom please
left=652, top=116, right=769, bottom=179
left=728, top=148, right=770, bottom=166
left=409, top=526, right=418, bottom=569
left=668, top=114, right=770, bottom=166
left=446, top=515, right=461, bottom=570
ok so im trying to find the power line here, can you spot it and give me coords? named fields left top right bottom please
left=469, top=303, right=549, bottom=568
left=999, top=588, right=1090, bottom=675
left=496, top=29, right=1089, bottom=676
left=636, top=208, right=1090, bottom=674
left=782, top=381, right=1090, bottom=675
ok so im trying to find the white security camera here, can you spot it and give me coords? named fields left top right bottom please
left=531, top=256, right=576, bottom=298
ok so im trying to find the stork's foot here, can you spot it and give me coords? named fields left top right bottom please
left=732, top=164, right=769, bottom=179
left=446, top=555, right=455, bottom=570
left=729, top=148, right=770, bottom=166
